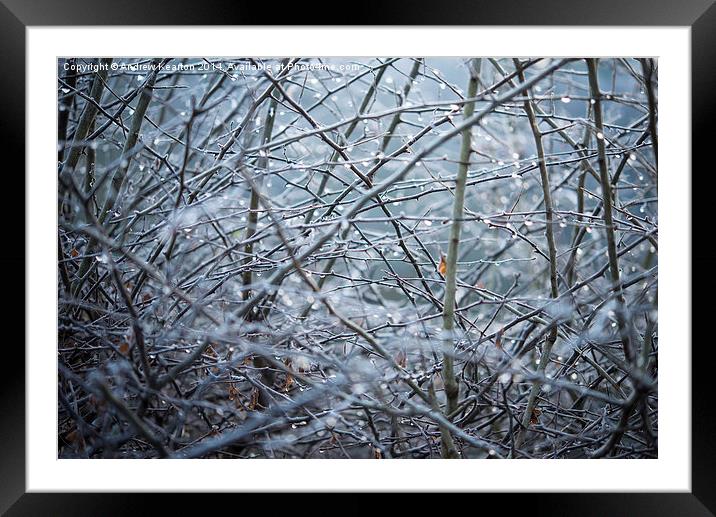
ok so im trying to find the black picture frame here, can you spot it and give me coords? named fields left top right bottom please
left=2, top=0, right=714, bottom=513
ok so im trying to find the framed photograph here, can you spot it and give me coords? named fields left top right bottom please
left=3, top=0, right=714, bottom=513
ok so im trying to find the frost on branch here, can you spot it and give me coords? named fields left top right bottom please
left=58, top=57, right=658, bottom=459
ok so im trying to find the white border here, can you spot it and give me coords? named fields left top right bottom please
left=28, top=27, right=690, bottom=492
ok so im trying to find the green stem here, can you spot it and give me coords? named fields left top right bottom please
left=513, top=58, right=560, bottom=452
left=639, top=58, right=658, bottom=169
left=72, top=59, right=160, bottom=297
left=242, top=96, right=279, bottom=302
left=439, top=58, right=480, bottom=458
left=60, top=58, right=112, bottom=178
left=587, top=58, right=633, bottom=364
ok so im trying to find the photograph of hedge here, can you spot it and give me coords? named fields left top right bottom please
left=57, top=57, right=658, bottom=459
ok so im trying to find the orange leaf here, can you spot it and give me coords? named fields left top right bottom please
left=530, top=407, right=542, bottom=425
left=282, top=358, right=295, bottom=391
left=228, top=383, right=238, bottom=401
left=438, top=253, right=447, bottom=277
left=495, top=329, right=503, bottom=350
left=70, top=248, right=79, bottom=258
left=248, top=387, right=260, bottom=411
left=283, top=372, right=294, bottom=392
left=395, top=349, right=407, bottom=368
